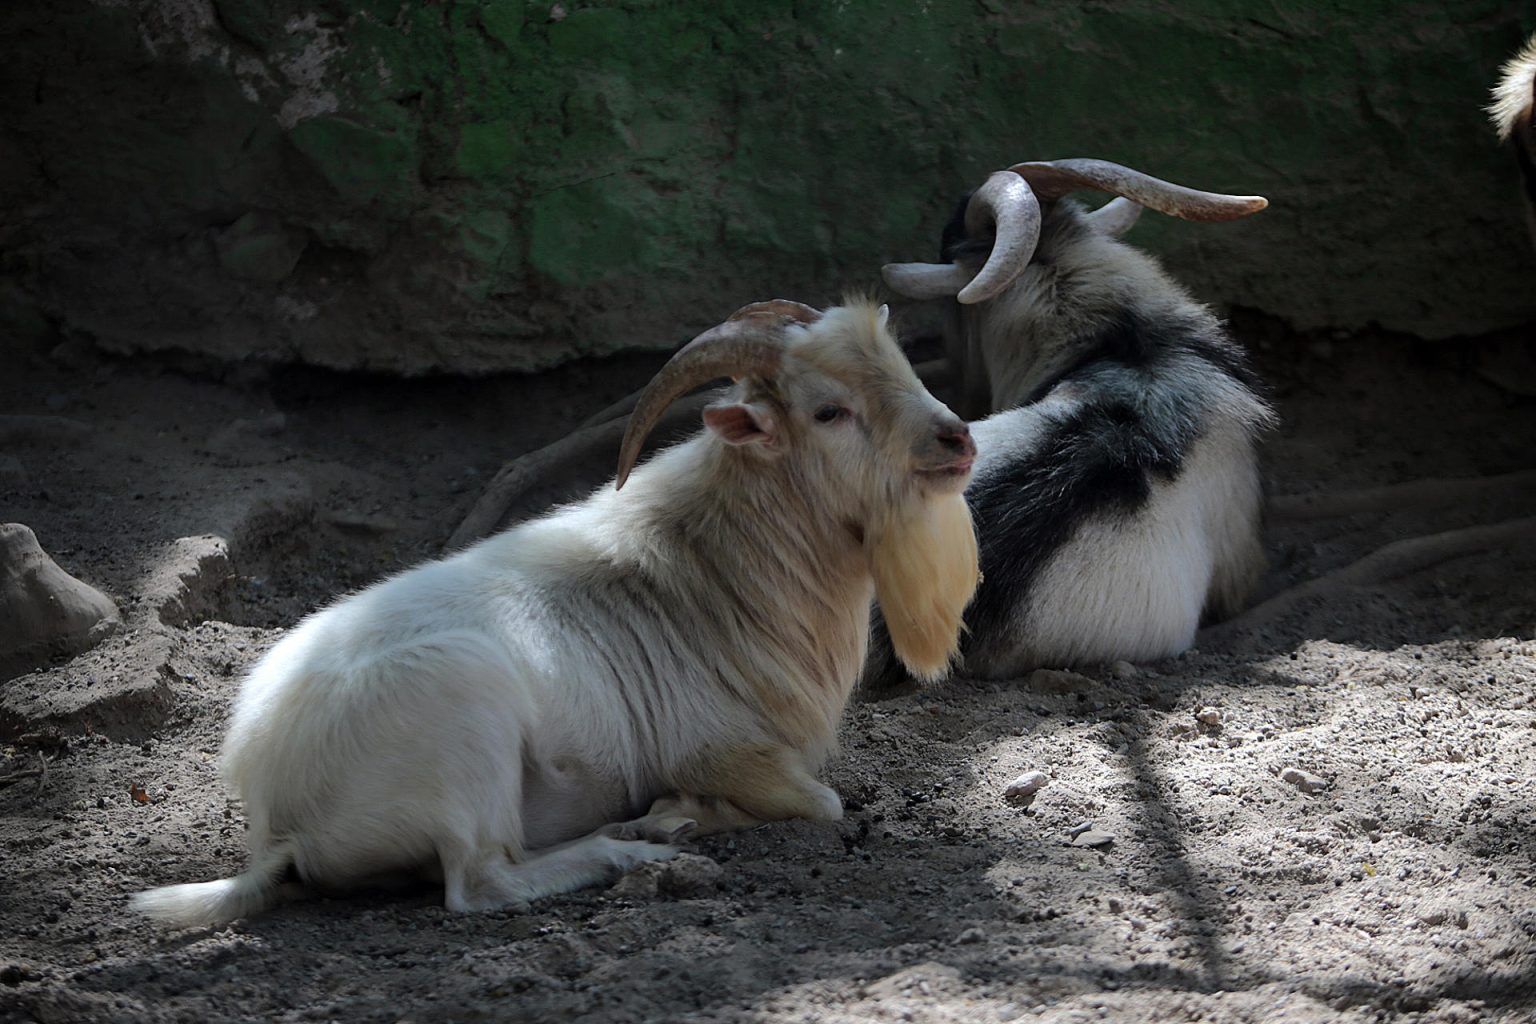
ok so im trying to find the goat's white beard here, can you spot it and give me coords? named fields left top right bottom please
left=868, top=492, right=979, bottom=682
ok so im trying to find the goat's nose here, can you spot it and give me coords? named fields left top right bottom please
left=935, top=418, right=976, bottom=458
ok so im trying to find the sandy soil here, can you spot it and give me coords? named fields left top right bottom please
left=2, top=316, right=1534, bottom=1024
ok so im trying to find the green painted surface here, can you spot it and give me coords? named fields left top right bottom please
left=289, top=115, right=421, bottom=209
left=1, top=1, right=1532, bottom=373
left=215, top=212, right=309, bottom=284
left=454, top=121, right=520, bottom=180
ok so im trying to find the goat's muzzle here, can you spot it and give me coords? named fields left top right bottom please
left=916, top=415, right=976, bottom=493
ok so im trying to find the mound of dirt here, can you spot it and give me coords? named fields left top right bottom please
left=2, top=318, right=1534, bottom=1023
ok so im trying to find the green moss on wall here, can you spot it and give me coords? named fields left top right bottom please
left=2, top=0, right=1533, bottom=373
left=528, top=178, right=653, bottom=284
left=454, top=121, right=520, bottom=180
left=289, top=115, right=421, bottom=208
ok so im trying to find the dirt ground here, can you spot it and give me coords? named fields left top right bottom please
left=2, top=313, right=1534, bottom=1024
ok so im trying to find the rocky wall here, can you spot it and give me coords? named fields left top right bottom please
left=2, top=0, right=1533, bottom=375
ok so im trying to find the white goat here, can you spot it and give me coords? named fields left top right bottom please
left=1490, top=32, right=1536, bottom=249
left=132, top=299, right=980, bottom=926
left=864, top=160, right=1273, bottom=687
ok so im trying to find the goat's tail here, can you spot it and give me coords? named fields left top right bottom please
left=129, top=840, right=297, bottom=928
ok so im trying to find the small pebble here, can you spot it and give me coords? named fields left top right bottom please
left=1109, top=660, right=1138, bottom=680
left=1071, top=829, right=1115, bottom=848
left=1196, top=706, right=1223, bottom=727
left=1003, top=771, right=1048, bottom=806
left=1280, top=767, right=1330, bottom=793
left=657, top=853, right=724, bottom=898
left=610, top=853, right=722, bottom=900
left=956, top=926, right=985, bottom=945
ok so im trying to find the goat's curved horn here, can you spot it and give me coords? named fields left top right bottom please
left=1009, top=158, right=1268, bottom=221
left=881, top=262, right=978, bottom=300
left=727, top=298, right=823, bottom=325
left=955, top=170, right=1044, bottom=305
left=615, top=302, right=820, bottom=489
left=1083, top=196, right=1144, bottom=238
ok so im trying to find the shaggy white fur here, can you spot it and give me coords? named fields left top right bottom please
left=131, top=301, right=978, bottom=927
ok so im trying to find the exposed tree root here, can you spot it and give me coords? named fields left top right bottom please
left=0, top=754, right=48, bottom=794
left=1268, top=469, right=1536, bottom=522
left=577, top=389, right=645, bottom=430
left=0, top=769, right=43, bottom=787
left=447, top=394, right=713, bottom=550
left=1204, top=516, right=1536, bottom=641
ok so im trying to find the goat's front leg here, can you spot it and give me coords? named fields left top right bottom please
left=599, top=812, right=701, bottom=844
left=653, top=743, right=843, bottom=836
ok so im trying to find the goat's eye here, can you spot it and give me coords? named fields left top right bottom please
left=813, top=404, right=848, bottom=424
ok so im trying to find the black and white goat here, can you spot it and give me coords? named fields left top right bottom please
left=132, top=299, right=980, bottom=926
left=865, top=159, right=1273, bottom=687
left=1490, top=32, right=1536, bottom=249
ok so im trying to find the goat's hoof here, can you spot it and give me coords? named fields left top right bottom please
left=600, top=815, right=698, bottom=844
left=652, top=815, right=699, bottom=843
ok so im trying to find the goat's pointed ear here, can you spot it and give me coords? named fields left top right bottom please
left=703, top=401, right=778, bottom=446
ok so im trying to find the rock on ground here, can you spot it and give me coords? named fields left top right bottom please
left=0, top=523, right=119, bottom=681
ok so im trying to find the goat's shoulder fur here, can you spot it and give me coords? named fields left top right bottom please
left=1489, top=33, right=1536, bottom=142
left=1490, top=32, right=1536, bottom=248
left=960, top=300, right=1271, bottom=676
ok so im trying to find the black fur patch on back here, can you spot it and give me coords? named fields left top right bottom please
left=863, top=305, right=1261, bottom=691
left=962, top=307, right=1234, bottom=642
left=1021, top=305, right=1268, bottom=405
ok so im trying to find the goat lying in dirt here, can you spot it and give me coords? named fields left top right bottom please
left=132, top=299, right=979, bottom=926
left=866, top=159, right=1273, bottom=687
